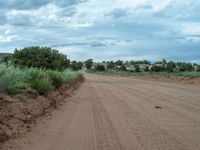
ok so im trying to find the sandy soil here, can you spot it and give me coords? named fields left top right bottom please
left=2, top=74, right=200, bottom=150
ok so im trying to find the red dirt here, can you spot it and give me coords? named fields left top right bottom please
left=1, top=74, right=200, bottom=150
left=0, top=78, right=83, bottom=147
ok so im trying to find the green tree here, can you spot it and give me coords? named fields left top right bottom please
left=134, top=65, right=140, bottom=72
left=12, top=46, right=70, bottom=71
left=151, top=65, right=164, bottom=72
left=120, top=64, right=127, bottom=71
left=197, top=65, right=200, bottom=72
left=107, top=61, right=115, bottom=69
left=144, top=66, right=149, bottom=72
left=84, top=59, right=93, bottom=70
left=70, top=61, right=83, bottom=71
left=95, top=64, right=105, bottom=71
left=115, top=60, right=123, bottom=66
left=166, top=61, right=176, bottom=72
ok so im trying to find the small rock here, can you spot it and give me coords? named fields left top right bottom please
left=26, top=125, right=31, bottom=129
left=155, top=106, right=162, bottom=109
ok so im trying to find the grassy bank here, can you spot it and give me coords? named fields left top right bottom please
left=0, top=63, right=84, bottom=95
left=88, top=70, right=200, bottom=78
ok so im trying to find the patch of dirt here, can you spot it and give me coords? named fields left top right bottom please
left=0, top=78, right=84, bottom=146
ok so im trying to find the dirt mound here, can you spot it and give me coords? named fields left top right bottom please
left=0, top=78, right=84, bottom=146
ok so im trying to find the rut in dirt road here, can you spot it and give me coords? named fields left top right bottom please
left=2, top=74, right=200, bottom=150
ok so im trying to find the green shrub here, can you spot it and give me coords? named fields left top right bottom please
left=95, top=64, right=105, bottom=71
left=62, top=71, right=80, bottom=86
left=12, top=46, right=70, bottom=71
left=0, top=62, right=83, bottom=95
left=25, top=68, right=46, bottom=80
left=46, top=70, right=64, bottom=88
left=0, top=64, right=28, bottom=95
left=84, top=59, right=93, bottom=70
left=151, top=65, right=164, bottom=72
left=30, top=79, right=52, bottom=95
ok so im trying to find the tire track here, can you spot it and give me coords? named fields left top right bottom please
left=88, top=82, right=123, bottom=150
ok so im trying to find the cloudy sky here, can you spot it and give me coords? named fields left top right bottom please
left=0, top=0, right=200, bottom=62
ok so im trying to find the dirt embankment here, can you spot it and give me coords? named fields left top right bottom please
left=0, top=77, right=84, bottom=146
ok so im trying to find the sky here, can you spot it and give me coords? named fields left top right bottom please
left=0, top=0, right=200, bottom=62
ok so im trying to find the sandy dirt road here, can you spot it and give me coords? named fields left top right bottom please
left=2, top=74, right=200, bottom=150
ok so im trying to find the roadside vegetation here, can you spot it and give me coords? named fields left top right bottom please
left=85, top=59, right=200, bottom=77
left=0, top=46, right=84, bottom=96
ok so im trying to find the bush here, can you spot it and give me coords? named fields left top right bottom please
left=30, top=79, right=52, bottom=95
left=166, top=61, right=176, bottom=72
left=46, top=70, right=64, bottom=88
left=134, top=65, right=140, bottom=72
left=151, top=65, right=164, bottom=72
left=0, top=64, right=28, bottom=95
left=62, top=71, right=83, bottom=86
left=107, top=61, right=115, bottom=69
left=144, top=66, right=149, bottom=72
left=84, top=59, right=93, bottom=70
left=69, top=61, right=83, bottom=71
left=95, top=64, right=105, bottom=71
left=12, top=46, right=70, bottom=71
left=25, top=68, right=46, bottom=80
left=0, top=62, right=84, bottom=95
left=120, top=64, right=127, bottom=71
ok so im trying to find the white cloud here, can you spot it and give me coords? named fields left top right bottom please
left=0, top=35, right=19, bottom=42
left=152, top=0, right=172, bottom=12
left=0, top=0, right=200, bottom=62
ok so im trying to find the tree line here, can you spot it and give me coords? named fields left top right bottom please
left=1, top=46, right=200, bottom=72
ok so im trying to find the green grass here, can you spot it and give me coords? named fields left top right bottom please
left=88, top=70, right=200, bottom=78
left=0, top=63, right=84, bottom=95
left=30, top=79, right=52, bottom=95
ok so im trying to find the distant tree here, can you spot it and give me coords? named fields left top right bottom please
left=12, top=46, right=70, bottom=71
left=95, top=64, right=105, bottom=71
left=143, top=60, right=150, bottom=65
left=166, top=61, right=176, bottom=72
left=120, top=64, right=127, bottom=71
left=115, top=60, right=123, bottom=66
left=151, top=65, right=164, bottom=72
left=144, top=66, right=149, bottom=72
left=84, top=59, right=93, bottom=70
left=134, top=64, right=140, bottom=72
left=177, top=62, right=193, bottom=72
left=197, top=66, right=200, bottom=72
left=107, top=61, right=115, bottom=69
left=130, top=61, right=136, bottom=65
left=70, top=61, right=83, bottom=71
left=162, top=59, right=167, bottom=64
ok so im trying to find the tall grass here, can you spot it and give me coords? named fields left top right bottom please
left=0, top=63, right=29, bottom=94
left=0, top=63, right=83, bottom=95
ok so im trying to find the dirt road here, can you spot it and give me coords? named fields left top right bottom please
left=2, top=74, right=200, bottom=150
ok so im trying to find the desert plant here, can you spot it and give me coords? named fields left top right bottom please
left=0, top=63, right=28, bottom=94
left=30, top=79, right=52, bottom=95
left=46, top=70, right=64, bottom=88
left=12, top=46, right=70, bottom=71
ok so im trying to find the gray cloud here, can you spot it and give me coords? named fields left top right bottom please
left=0, top=0, right=88, bottom=10
left=106, top=8, right=128, bottom=19
left=0, top=0, right=200, bottom=62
